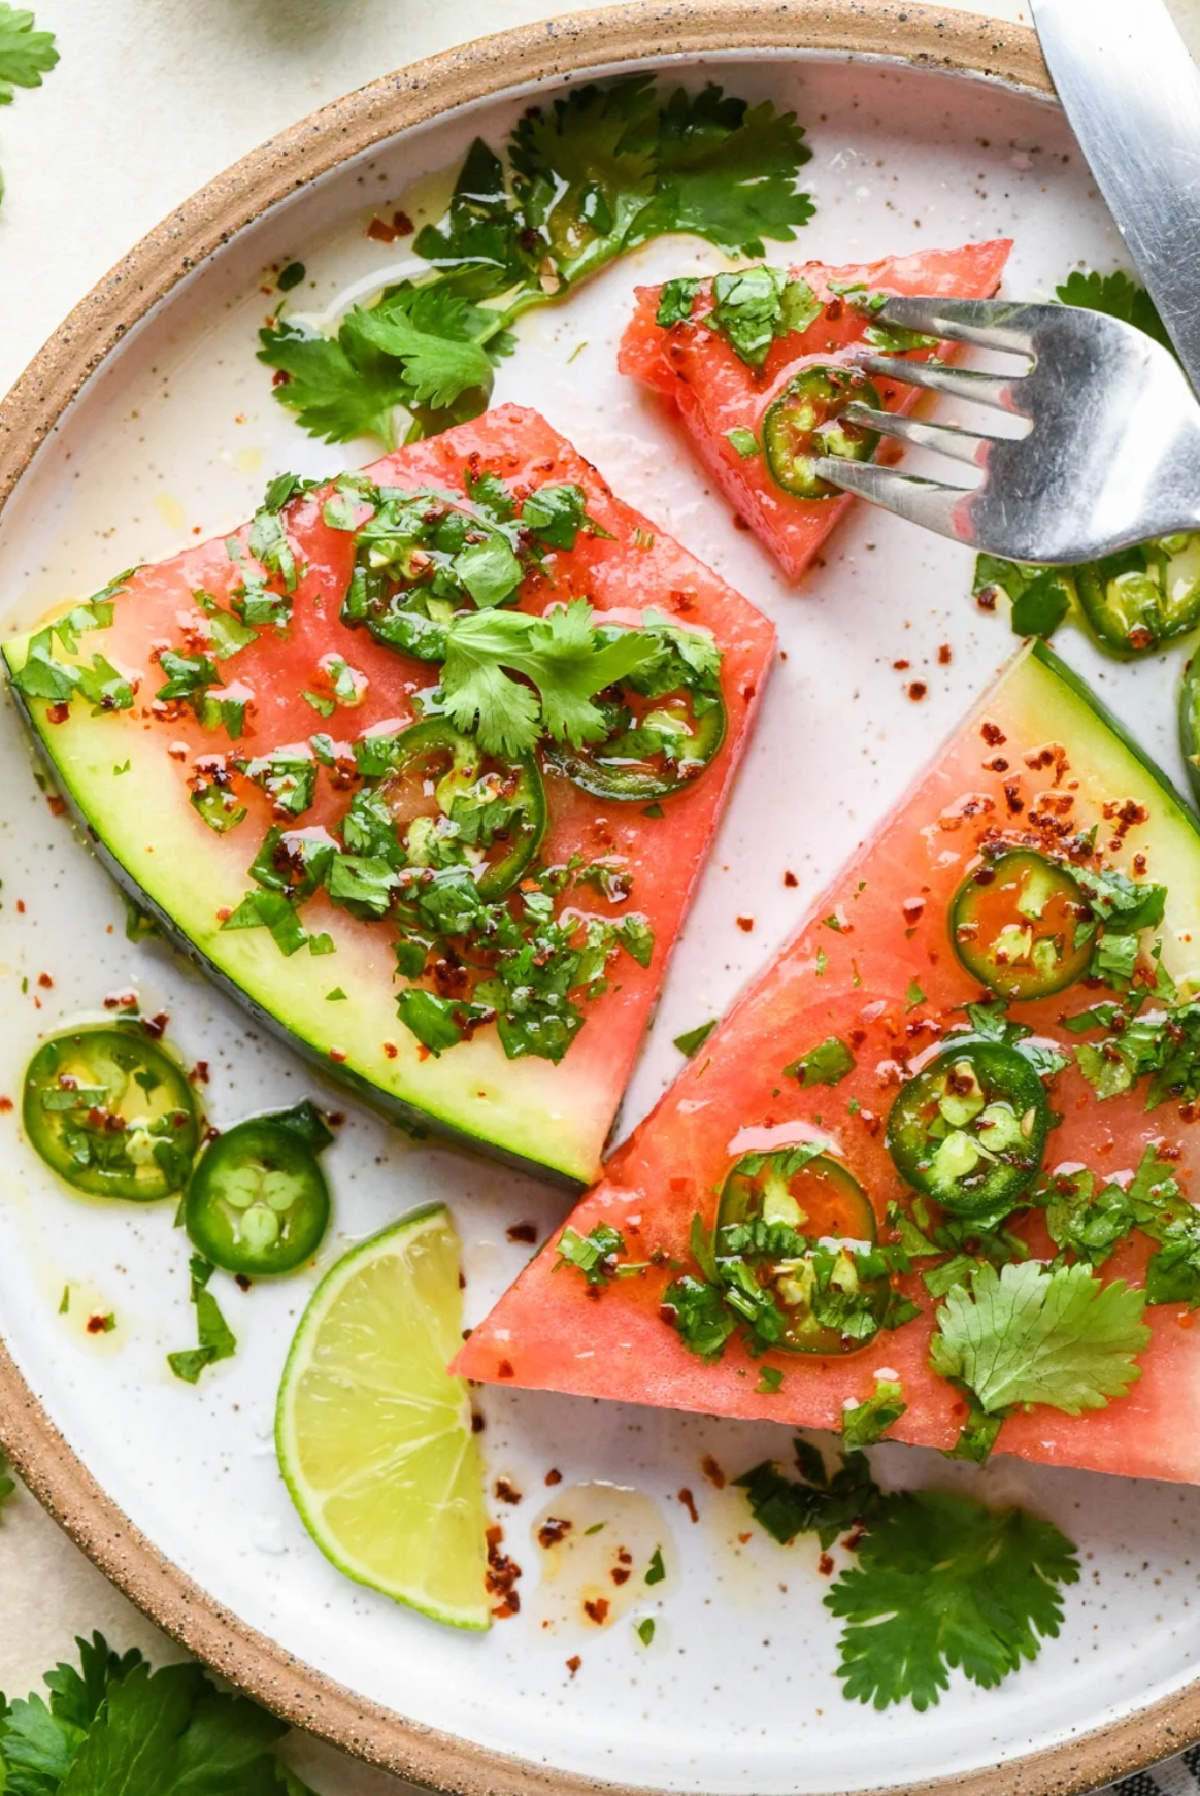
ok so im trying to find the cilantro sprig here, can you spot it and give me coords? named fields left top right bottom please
left=0, top=1631, right=321, bottom=1793
left=0, top=4, right=57, bottom=205
left=734, top=1439, right=1079, bottom=1711
left=260, top=76, right=814, bottom=445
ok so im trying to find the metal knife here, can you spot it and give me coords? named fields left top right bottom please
left=1031, top=0, right=1200, bottom=394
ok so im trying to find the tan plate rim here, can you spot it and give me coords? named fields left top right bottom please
left=0, top=5, right=1187, bottom=1793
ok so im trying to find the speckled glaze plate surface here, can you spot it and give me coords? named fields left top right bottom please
left=2, top=6, right=1199, bottom=1794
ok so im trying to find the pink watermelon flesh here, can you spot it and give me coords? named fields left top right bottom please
left=457, top=643, right=1200, bottom=1484
left=618, top=241, right=1012, bottom=581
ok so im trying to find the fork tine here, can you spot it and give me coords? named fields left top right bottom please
left=813, top=459, right=973, bottom=544
left=842, top=402, right=990, bottom=468
left=861, top=354, right=1018, bottom=410
left=874, top=295, right=1038, bottom=353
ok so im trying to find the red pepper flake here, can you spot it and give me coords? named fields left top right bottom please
left=46, top=703, right=70, bottom=725
left=677, top=1487, right=699, bottom=1524
left=36, top=972, right=53, bottom=989
left=818, top=1552, right=835, bottom=1576
left=701, top=1454, right=726, bottom=1489
left=736, top=916, right=755, bottom=932
left=380, top=1041, right=398, bottom=1062
left=737, top=1531, right=752, bottom=1545
left=141, top=1012, right=169, bottom=1040
left=538, top=1516, right=572, bottom=1547
left=485, top=1523, right=522, bottom=1616
left=86, top=1313, right=114, bottom=1335
left=976, top=586, right=997, bottom=611
left=235, top=1273, right=253, bottom=1293
left=471, top=1411, right=485, bottom=1433
left=392, top=208, right=414, bottom=236
left=937, top=643, right=952, bottom=665
left=1179, top=1311, right=1195, bottom=1330
left=842, top=1525, right=868, bottom=1552
left=583, top=1597, right=610, bottom=1625
left=981, top=721, right=1006, bottom=746
left=46, top=795, right=67, bottom=816
left=907, top=681, right=927, bottom=702
left=216, top=906, right=232, bottom=923
left=271, top=368, right=292, bottom=388
left=732, top=513, right=751, bottom=532
left=367, top=215, right=398, bottom=243
left=329, top=1048, right=347, bottom=1064
left=784, top=870, right=798, bottom=888
left=0, top=1097, right=11, bottom=1113
left=901, top=896, right=925, bottom=925
left=565, top=1655, right=582, bottom=1676
left=893, top=659, right=910, bottom=671
left=15, top=900, right=25, bottom=913
left=497, top=1358, right=514, bottom=1378
left=190, top=1061, right=210, bottom=1085
left=610, top=1564, right=632, bottom=1586
left=506, top=1221, right=538, bottom=1244
left=493, top=1477, right=523, bottom=1504
left=545, top=1467, right=563, bottom=1486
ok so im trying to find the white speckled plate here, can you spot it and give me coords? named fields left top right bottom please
left=1, top=8, right=1197, bottom=1794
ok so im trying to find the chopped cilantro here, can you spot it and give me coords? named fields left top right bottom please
left=841, top=1380, right=906, bottom=1451
left=167, top=1255, right=237, bottom=1384
left=904, top=980, right=926, bottom=1010
left=657, top=277, right=701, bottom=327
left=704, top=265, right=821, bottom=366
left=756, top=1364, right=784, bottom=1394
left=725, top=427, right=760, bottom=458
left=815, top=947, right=828, bottom=976
left=645, top=1546, right=666, bottom=1585
left=556, top=1222, right=626, bottom=1287
left=674, top=1019, right=716, bottom=1057
left=635, top=1616, right=656, bottom=1645
left=734, top=1437, right=880, bottom=1548
left=785, top=1034, right=856, bottom=1088
left=277, top=259, right=306, bottom=291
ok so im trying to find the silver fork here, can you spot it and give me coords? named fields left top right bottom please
left=815, top=297, right=1200, bottom=564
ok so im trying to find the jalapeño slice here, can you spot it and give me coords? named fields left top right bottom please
left=1076, top=534, right=1200, bottom=657
left=950, top=849, right=1092, bottom=1000
left=186, top=1114, right=331, bottom=1276
left=886, top=1039, right=1048, bottom=1218
left=376, top=718, right=545, bottom=900
left=715, top=1146, right=888, bottom=1354
left=542, top=622, right=726, bottom=802
left=763, top=364, right=881, bottom=500
left=23, top=1026, right=200, bottom=1200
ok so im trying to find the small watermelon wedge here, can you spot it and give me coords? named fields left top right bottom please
left=618, top=242, right=1011, bottom=581
left=457, top=643, right=1200, bottom=1484
left=3, top=406, right=775, bottom=1188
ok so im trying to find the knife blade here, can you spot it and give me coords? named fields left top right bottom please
left=1031, top=0, right=1200, bottom=395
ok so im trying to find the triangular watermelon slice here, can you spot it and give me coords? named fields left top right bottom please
left=457, top=643, right=1200, bottom=1484
left=2, top=405, right=775, bottom=1188
left=618, top=241, right=1011, bottom=581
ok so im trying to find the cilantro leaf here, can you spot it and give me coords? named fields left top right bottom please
left=826, top=1490, right=1079, bottom=1710
left=0, top=4, right=56, bottom=104
left=556, top=1222, right=626, bottom=1286
left=257, top=318, right=413, bottom=447
left=841, top=1380, right=906, bottom=1451
left=438, top=600, right=655, bottom=757
left=929, top=1260, right=1149, bottom=1415
left=1057, top=267, right=1174, bottom=356
left=630, top=85, right=814, bottom=256
left=673, top=1019, right=716, bottom=1057
left=345, top=285, right=502, bottom=411
left=657, top=276, right=700, bottom=327
left=784, top=1035, right=856, bottom=1089
left=167, top=1257, right=236, bottom=1385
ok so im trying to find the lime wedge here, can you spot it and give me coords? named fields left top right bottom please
left=276, top=1203, right=489, bottom=1629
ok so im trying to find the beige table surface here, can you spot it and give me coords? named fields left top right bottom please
left=4, top=0, right=1200, bottom=1789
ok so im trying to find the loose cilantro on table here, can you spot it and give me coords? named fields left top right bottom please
left=0, top=4, right=56, bottom=206
left=260, top=76, right=814, bottom=446
left=0, top=1631, right=321, bottom=1793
